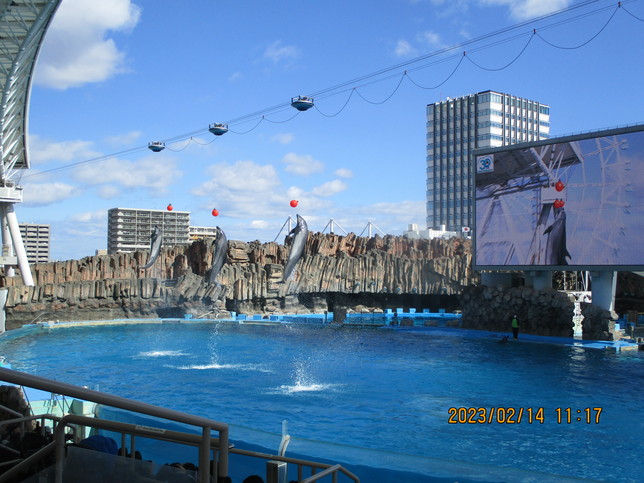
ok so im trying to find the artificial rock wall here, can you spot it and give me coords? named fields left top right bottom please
left=460, top=285, right=576, bottom=337
left=1, top=233, right=476, bottom=328
left=460, top=284, right=619, bottom=340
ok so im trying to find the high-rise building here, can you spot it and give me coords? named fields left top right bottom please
left=18, top=223, right=50, bottom=263
left=107, top=208, right=190, bottom=254
left=426, top=90, right=550, bottom=232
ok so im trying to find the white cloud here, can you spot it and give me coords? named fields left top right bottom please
left=395, top=31, right=442, bottom=58
left=97, top=185, right=121, bottom=199
left=311, top=180, right=348, bottom=197
left=190, top=160, right=343, bottom=219
left=73, top=157, right=181, bottom=192
left=105, top=131, right=142, bottom=147
left=191, top=161, right=284, bottom=217
left=263, top=40, right=301, bottom=63
left=417, top=30, right=443, bottom=49
left=28, top=135, right=100, bottom=164
left=228, top=72, right=243, bottom=82
left=194, top=160, right=281, bottom=196
left=334, top=168, right=353, bottom=179
left=481, top=0, right=570, bottom=20
left=282, top=152, right=324, bottom=176
left=250, top=220, right=270, bottom=230
left=69, top=210, right=107, bottom=223
left=271, top=133, right=295, bottom=145
left=360, top=200, right=426, bottom=218
left=395, top=39, right=415, bottom=57
left=22, top=182, right=81, bottom=206
left=35, top=0, right=141, bottom=89
left=286, top=185, right=305, bottom=200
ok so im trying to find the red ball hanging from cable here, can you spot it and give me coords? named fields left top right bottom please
left=555, top=180, right=565, bottom=192
left=553, top=199, right=565, bottom=209
left=212, top=208, right=219, bottom=217
left=290, top=200, right=299, bottom=208
left=167, top=203, right=173, bottom=211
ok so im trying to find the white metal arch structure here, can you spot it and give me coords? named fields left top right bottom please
left=0, top=0, right=62, bottom=286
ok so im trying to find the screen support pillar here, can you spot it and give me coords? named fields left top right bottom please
left=590, top=271, right=617, bottom=312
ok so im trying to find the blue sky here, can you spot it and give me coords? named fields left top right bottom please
left=17, top=0, right=644, bottom=261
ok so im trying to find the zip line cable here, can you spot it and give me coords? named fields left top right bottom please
left=228, top=117, right=265, bottom=135
left=22, top=0, right=640, bottom=180
left=405, top=55, right=466, bottom=90
left=535, top=3, right=621, bottom=48
left=621, top=3, right=644, bottom=19
left=305, top=0, right=614, bottom=99
left=314, top=88, right=356, bottom=118
left=463, top=31, right=536, bottom=72
left=264, top=111, right=301, bottom=124
left=354, top=73, right=407, bottom=105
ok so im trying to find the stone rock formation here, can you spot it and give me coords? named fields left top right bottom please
left=460, top=284, right=625, bottom=339
left=0, top=233, right=476, bottom=328
left=460, top=284, right=576, bottom=337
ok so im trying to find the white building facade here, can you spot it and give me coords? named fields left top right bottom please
left=426, top=90, right=550, bottom=232
left=18, top=223, right=50, bottom=264
left=189, top=226, right=218, bottom=241
left=107, top=208, right=190, bottom=254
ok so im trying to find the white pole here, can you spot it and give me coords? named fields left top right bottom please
left=5, top=203, right=33, bottom=286
left=0, top=288, right=7, bottom=333
left=0, top=205, right=15, bottom=277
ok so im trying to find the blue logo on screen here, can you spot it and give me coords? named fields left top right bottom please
left=477, top=155, right=494, bottom=173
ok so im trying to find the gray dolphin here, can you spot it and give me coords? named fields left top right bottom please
left=140, top=226, right=163, bottom=270
left=283, top=214, right=308, bottom=282
left=543, top=206, right=571, bottom=265
left=208, top=226, right=228, bottom=284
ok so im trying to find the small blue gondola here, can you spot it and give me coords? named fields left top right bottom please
left=148, top=141, right=165, bottom=152
left=209, top=123, right=229, bottom=136
left=291, top=95, right=314, bottom=111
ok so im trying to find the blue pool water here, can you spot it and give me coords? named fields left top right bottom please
left=1, top=321, right=643, bottom=482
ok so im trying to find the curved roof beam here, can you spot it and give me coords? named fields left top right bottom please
left=0, top=0, right=62, bottom=181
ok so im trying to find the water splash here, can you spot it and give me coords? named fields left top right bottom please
left=173, top=363, right=272, bottom=372
left=278, top=382, right=338, bottom=393
left=207, top=323, right=221, bottom=366
left=138, top=350, right=187, bottom=357
left=276, top=358, right=340, bottom=393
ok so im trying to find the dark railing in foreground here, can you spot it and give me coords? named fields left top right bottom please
left=0, top=366, right=360, bottom=482
left=0, top=366, right=229, bottom=483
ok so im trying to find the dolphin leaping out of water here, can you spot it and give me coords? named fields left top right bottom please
left=283, top=214, right=308, bottom=282
left=208, top=226, right=228, bottom=285
left=139, top=226, right=163, bottom=270
left=544, top=206, right=571, bottom=265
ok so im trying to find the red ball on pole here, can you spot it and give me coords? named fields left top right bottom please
left=212, top=208, right=219, bottom=216
left=167, top=204, right=173, bottom=211
left=290, top=200, right=299, bottom=208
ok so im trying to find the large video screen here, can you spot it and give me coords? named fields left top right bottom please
left=473, top=124, right=644, bottom=270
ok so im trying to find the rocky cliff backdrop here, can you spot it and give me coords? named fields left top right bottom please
left=0, top=233, right=475, bottom=329
left=1, top=232, right=638, bottom=339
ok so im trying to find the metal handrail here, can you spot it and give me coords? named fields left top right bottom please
left=0, top=441, right=56, bottom=482
left=230, top=448, right=360, bottom=482
left=0, top=367, right=360, bottom=482
left=53, top=414, right=232, bottom=483
left=0, top=411, right=361, bottom=483
left=301, top=464, right=359, bottom=483
left=0, top=366, right=229, bottom=482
